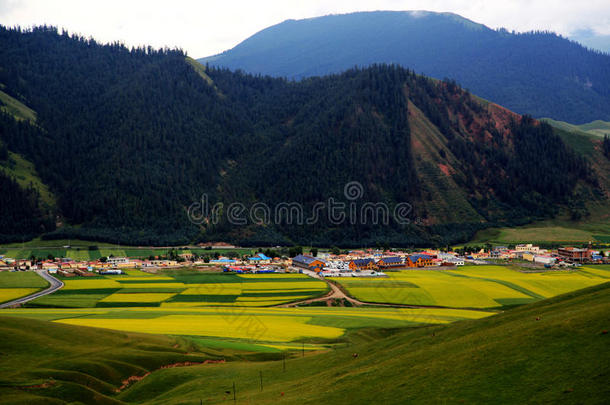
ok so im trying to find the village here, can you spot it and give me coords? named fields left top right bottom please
left=0, top=243, right=607, bottom=277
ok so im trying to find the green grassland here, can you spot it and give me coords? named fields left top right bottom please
left=332, top=265, right=610, bottom=309
left=0, top=152, right=57, bottom=210
left=0, top=271, right=48, bottom=304
left=470, top=216, right=610, bottom=245
left=0, top=239, right=256, bottom=260
left=0, top=89, right=37, bottom=122
left=543, top=117, right=610, bottom=138
left=26, top=270, right=329, bottom=308
left=1, top=282, right=608, bottom=404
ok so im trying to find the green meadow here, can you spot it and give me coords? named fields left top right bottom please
left=0, top=283, right=608, bottom=404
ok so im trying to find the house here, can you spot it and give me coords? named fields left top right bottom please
left=100, top=269, right=123, bottom=275
left=291, top=255, right=327, bottom=272
left=248, top=253, right=271, bottom=265
left=533, top=256, right=556, bottom=265
left=516, top=244, right=540, bottom=253
left=522, top=253, right=535, bottom=262
left=107, top=257, right=129, bottom=266
left=406, top=254, right=433, bottom=267
left=558, top=247, right=591, bottom=262
left=210, top=258, right=237, bottom=265
left=376, top=256, right=403, bottom=268
left=349, top=258, right=377, bottom=271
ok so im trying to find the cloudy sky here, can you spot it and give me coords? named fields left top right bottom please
left=1, top=0, right=609, bottom=57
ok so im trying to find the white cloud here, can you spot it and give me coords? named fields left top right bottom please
left=0, top=0, right=609, bottom=57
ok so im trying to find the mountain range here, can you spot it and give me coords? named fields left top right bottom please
left=200, top=11, right=610, bottom=124
left=0, top=25, right=606, bottom=246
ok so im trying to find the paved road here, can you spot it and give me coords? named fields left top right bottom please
left=0, top=270, right=64, bottom=309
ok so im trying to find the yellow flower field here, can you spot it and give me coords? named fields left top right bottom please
left=332, top=265, right=610, bottom=308
left=0, top=288, right=41, bottom=303
left=56, top=314, right=344, bottom=341
left=1, top=305, right=492, bottom=342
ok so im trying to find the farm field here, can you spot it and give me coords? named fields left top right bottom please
left=332, top=265, right=610, bottom=309
left=0, top=305, right=490, bottom=344
left=0, top=271, right=48, bottom=304
left=1, top=282, right=608, bottom=404
left=27, top=269, right=329, bottom=308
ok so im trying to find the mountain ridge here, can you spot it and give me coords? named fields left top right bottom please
left=199, top=10, right=610, bottom=124
left=0, top=26, right=603, bottom=246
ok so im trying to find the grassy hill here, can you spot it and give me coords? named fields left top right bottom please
left=543, top=118, right=610, bottom=138
left=0, top=88, right=36, bottom=122
left=1, top=282, right=608, bottom=404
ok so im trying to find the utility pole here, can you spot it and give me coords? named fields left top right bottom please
left=259, top=370, right=263, bottom=391
left=233, top=381, right=236, bottom=403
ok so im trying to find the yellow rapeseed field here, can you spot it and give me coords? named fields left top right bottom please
left=56, top=314, right=344, bottom=341
left=0, top=288, right=40, bottom=303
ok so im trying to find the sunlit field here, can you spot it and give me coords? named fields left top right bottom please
left=1, top=305, right=490, bottom=343
left=0, top=271, right=48, bottom=304
left=332, top=265, right=610, bottom=308
left=27, top=269, right=328, bottom=308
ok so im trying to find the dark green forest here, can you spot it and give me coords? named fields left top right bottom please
left=0, top=26, right=601, bottom=246
left=201, top=11, right=610, bottom=124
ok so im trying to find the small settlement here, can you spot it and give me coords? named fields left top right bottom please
left=0, top=244, right=607, bottom=277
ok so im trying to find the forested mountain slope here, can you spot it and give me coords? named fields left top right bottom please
left=200, top=11, right=610, bottom=124
left=0, top=26, right=602, bottom=246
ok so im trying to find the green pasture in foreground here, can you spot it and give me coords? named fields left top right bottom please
left=0, top=282, right=608, bottom=404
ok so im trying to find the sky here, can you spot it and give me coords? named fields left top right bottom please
left=1, top=0, right=610, bottom=57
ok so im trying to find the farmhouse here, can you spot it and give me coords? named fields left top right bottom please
left=406, top=254, right=433, bottom=268
left=248, top=253, right=271, bottom=264
left=349, top=258, right=377, bottom=271
left=376, top=256, right=403, bottom=268
left=291, top=255, right=327, bottom=272
left=107, top=257, right=129, bottom=266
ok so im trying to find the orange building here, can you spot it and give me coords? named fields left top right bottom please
left=406, top=254, right=433, bottom=268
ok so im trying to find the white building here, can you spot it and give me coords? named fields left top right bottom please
left=516, top=244, right=539, bottom=253
left=534, top=256, right=556, bottom=265
left=447, top=257, right=465, bottom=266
left=107, top=257, right=129, bottom=265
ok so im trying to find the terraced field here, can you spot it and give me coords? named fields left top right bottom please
left=332, top=265, right=610, bottom=309
left=0, top=271, right=48, bottom=304
left=27, top=269, right=329, bottom=308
